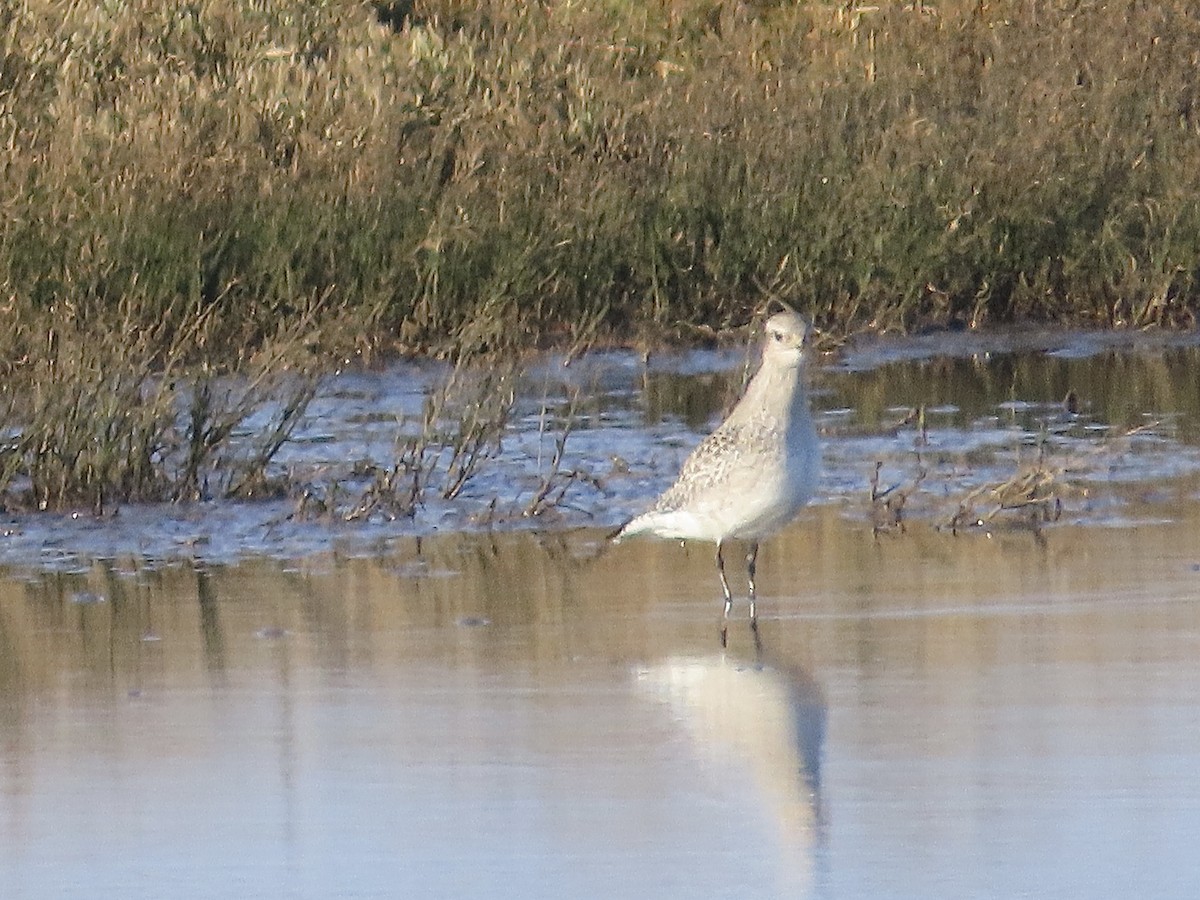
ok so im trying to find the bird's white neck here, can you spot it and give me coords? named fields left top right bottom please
left=730, top=360, right=810, bottom=430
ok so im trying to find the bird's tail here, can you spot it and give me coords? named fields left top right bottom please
left=609, top=509, right=691, bottom=543
left=606, top=519, right=632, bottom=542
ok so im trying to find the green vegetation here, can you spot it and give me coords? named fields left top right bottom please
left=6, top=0, right=1200, bottom=349
left=2, top=0, right=1200, bottom=510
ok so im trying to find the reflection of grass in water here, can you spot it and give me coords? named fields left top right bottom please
left=833, top=348, right=1200, bottom=441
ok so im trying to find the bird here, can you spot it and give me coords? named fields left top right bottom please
left=611, top=307, right=820, bottom=645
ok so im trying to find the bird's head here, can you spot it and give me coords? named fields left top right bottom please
left=760, top=309, right=812, bottom=368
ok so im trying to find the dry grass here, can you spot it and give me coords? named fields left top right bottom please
left=5, top=0, right=1200, bottom=510
left=291, top=354, right=517, bottom=522
left=945, top=446, right=1065, bottom=534
left=5, top=0, right=1200, bottom=359
left=0, top=298, right=319, bottom=512
left=865, top=410, right=1186, bottom=539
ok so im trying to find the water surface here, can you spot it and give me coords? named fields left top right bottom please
left=2, top=327, right=1199, bottom=566
left=3, top=330, right=1200, bottom=898
left=3, top=504, right=1200, bottom=898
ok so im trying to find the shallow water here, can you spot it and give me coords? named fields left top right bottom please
left=2, top=330, right=1200, bottom=898
left=2, top=507, right=1200, bottom=898
left=2, top=327, right=1198, bottom=567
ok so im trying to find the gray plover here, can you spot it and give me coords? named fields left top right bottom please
left=612, top=309, right=820, bottom=644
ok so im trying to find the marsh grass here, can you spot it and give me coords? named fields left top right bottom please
left=5, top=0, right=1200, bottom=358
left=945, top=443, right=1066, bottom=535
left=0, top=303, right=319, bottom=512
left=300, top=355, right=518, bottom=522
left=868, top=431, right=1069, bottom=539
left=522, top=384, right=607, bottom=520
left=869, top=455, right=927, bottom=535
left=5, top=0, right=1200, bottom=510
left=288, top=357, right=610, bottom=526
left=864, top=406, right=1189, bottom=539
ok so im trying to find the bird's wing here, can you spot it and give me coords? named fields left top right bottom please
left=653, top=421, right=775, bottom=513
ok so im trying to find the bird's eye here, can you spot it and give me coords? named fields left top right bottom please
left=772, top=331, right=784, bottom=342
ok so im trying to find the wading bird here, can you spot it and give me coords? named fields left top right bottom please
left=611, top=308, right=820, bottom=645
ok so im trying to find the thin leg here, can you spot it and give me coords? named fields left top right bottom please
left=717, top=541, right=733, bottom=647
left=747, top=542, right=760, bottom=632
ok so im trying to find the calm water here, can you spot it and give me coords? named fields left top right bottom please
left=3, top=507, right=1200, bottom=898
left=3, top=332, right=1200, bottom=898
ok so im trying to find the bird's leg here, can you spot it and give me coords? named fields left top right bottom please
left=717, top=541, right=733, bottom=647
left=747, top=542, right=760, bottom=633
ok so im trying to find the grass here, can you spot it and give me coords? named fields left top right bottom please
left=6, top=0, right=1200, bottom=354
left=3, top=0, right=1200, bottom=510
left=0, top=300, right=319, bottom=512
left=308, top=355, right=519, bottom=522
left=863, top=402, right=1193, bottom=541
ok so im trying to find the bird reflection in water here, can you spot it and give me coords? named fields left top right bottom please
left=635, top=638, right=826, bottom=893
